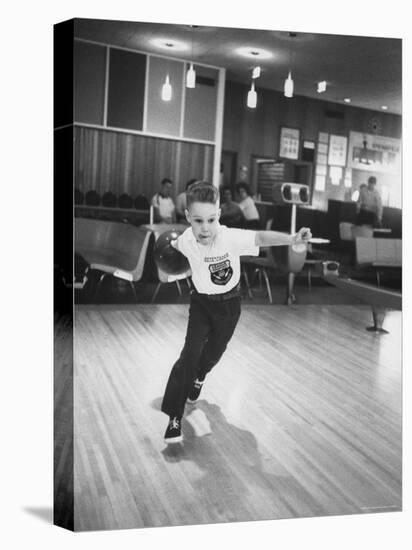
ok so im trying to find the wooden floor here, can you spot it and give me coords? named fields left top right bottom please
left=72, top=303, right=402, bottom=531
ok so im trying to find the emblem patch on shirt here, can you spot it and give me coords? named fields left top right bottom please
left=209, top=259, right=233, bottom=285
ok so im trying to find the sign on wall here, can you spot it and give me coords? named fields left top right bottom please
left=327, top=134, right=348, bottom=167
left=348, top=131, right=401, bottom=174
left=279, top=127, right=300, bottom=160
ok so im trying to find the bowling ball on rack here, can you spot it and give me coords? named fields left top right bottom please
left=154, top=229, right=190, bottom=275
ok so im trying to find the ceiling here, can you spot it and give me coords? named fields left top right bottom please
left=74, top=18, right=402, bottom=115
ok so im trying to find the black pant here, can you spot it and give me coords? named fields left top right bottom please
left=161, top=290, right=241, bottom=418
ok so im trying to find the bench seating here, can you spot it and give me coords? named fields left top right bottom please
left=75, top=218, right=152, bottom=299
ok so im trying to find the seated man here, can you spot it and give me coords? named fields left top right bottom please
left=219, top=186, right=245, bottom=228
left=151, top=178, right=176, bottom=223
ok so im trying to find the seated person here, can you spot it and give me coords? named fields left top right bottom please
left=236, top=181, right=261, bottom=229
left=220, top=186, right=245, bottom=228
left=175, top=178, right=197, bottom=222
left=151, top=178, right=176, bottom=223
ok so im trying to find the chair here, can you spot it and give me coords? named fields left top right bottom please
left=339, top=222, right=354, bottom=241
left=101, top=191, right=117, bottom=208
left=75, top=219, right=153, bottom=301
left=241, top=250, right=274, bottom=303
left=74, top=188, right=84, bottom=205
left=85, top=190, right=101, bottom=206
left=352, top=224, right=374, bottom=239
left=134, top=194, right=150, bottom=210
left=151, top=268, right=192, bottom=303
left=240, top=218, right=275, bottom=303
left=118, top=193, right=133, bottom=209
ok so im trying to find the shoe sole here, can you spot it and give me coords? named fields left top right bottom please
left=164, top=435, right=183, bottom=444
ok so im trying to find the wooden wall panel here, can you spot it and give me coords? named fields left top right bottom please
left=74, top=126, right=214, bottom=200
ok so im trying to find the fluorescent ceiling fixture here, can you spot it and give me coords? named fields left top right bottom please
left=284, top=71, right=294, bottom=98
left=344, top=98, right=351, bottom=103
left=247, top=81, right=257, bottom=108
left=161, top=74, right=172, bottom=101
left=150, top=38, right=189, bottom=51
left=381, top=105, right=388, bottom=110
left=186, top=63, right=196, bottom=88
left=252, top=66, right=261, bottom=79
left=235, top=47, right=273, bottom=60
left=317, top=80, right=327, bottom=93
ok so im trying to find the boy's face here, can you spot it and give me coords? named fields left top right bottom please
left=185, top=201, right=221, bottom=246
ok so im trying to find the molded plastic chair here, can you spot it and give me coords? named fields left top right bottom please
left=102, top=191, right=117, bottom=208
left=134, top=194, right=150, bottom=210
left=74, top=188, right=84, bottom=205
left=85, top=190, right=101, bottom=206
left=75, top=218, right=153, bottom=301
left=118, top=193, right=133, bottom=209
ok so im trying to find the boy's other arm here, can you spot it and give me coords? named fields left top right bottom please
left=255, top=227, right=312, bottom=247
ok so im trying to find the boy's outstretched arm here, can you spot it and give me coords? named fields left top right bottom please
left=255, top=227, right=312, bottom=247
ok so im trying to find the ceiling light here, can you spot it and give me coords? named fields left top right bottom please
left=247, top=81, right=257, bottom=108
left=186, top=26, right=196, bottom=89
left=317, top=80, right=327, bottom=93
left=252, top=66, right=261, bottom=79
left=235, top=47, right=273, bottom=60
left=381, top=105, right=388, bottom=110
left=186, top=63, right=196, bottom=88
left=161, top=74, right=172, bottom=101
left=150, top=38, right=188, bottom=51
left=284, top=71, right=294, bottom=98
left=344, top=98, right=351, bottom=103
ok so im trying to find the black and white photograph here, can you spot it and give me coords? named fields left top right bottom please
left=53, top=15, right=404, bottom=532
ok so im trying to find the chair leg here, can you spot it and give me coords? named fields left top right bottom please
left=262, top=269, right=273, bottom=304
left=242, top=266, right=253, bottom=298
left=175, top=280, right=182, bottom=296
left=308, top=266, right=312, bottom=291
left=151, top=282, right=162, bottom=303
left=376, top=270, right=381, bottom=287
left=258, top=269, right=263, bottom=290
left=94, top=273, right=107, bottom=300
left=251, top=268, right=259, bottom=287
left=129, top=281, right=138, bottom=302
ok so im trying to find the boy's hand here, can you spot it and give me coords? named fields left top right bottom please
left=293, top=227, right=312, bottom=245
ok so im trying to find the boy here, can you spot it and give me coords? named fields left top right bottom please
left=161, top=181, right=311, bottom=443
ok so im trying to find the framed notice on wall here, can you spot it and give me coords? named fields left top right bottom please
left=279, top=127, right=300, bottom=160
left=328, top=134, right=348, bottom=166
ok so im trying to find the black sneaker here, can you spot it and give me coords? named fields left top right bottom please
left=187, top=378, right=205, bottom=404
left=164, top=417, right=183, bottom=444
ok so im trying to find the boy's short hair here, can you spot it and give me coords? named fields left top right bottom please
left=161, top=177, right=172, bottom=186
left=186, top=181, right=219, bottom=208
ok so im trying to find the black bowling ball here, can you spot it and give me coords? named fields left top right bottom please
left=154, top=229, right=190, bottom=275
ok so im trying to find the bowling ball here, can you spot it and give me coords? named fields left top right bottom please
left=154, top=229, right=190, bottom=275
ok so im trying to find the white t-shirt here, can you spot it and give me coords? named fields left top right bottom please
left=175, top=192, right=187, bottom=217
left=174, top=225, right=259, bottom=294
left=151, top=193, right=175, bottom=222
left=239, top=196, right=260, bottom=221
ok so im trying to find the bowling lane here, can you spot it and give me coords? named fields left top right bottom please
left=69, top=303, right=402, bottom=530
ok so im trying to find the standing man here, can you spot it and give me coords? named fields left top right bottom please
left=356, top=176, right=383, bottom=227
left=151, top=178, right=176, bottom=223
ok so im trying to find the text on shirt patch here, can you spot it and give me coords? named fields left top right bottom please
left=204, top=252, right=229, bottom=263
left=209, top=259, right=233, bottom=285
